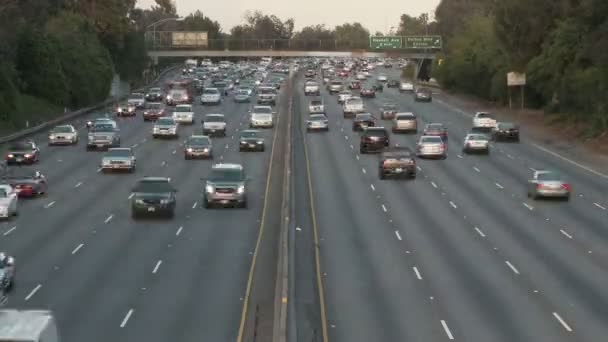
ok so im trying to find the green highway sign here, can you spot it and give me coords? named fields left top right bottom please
left=404, top=36, right=442, bottom=49
left=370, top=36, right=402, bottom=49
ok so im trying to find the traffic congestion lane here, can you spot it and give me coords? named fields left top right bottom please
left=298, top=81, right=449, bottom=342
left=312, top=82, right=575, bottom=342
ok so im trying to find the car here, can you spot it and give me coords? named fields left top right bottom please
left=4, top=141, right=40, bottom=165
left=377, top=74, right=388, bottom=82
left=387, top=80, right=400, bottom=88
left=356, top=73, right=366, bottom=80
left=184, top=135, right=213, bottom=159
left=360, top=87, right=376, bottom=98
left=379, top=103, right=398, bottom=120
left=130, top=177, right=177, bottom=218
left=48, top=125, right=78, bottom=145
left=200, top=88, right=222, bottom=105
left=203, top=163, right=248, bottom=208
left=87, top=122, right=120, bottom=150
left=233, top=89, right=251, bottom=103
left=304, top=70, right=316, bottom=78
left=171, top=104, right=194, bottom=124
left=414, top=87, right=433, bottom=102
left=328, top=80, right=344, bottom=94
left=348, top=81, right=361, bottom=90
left=166, top=88, right=191, bottom=106
left=101, top=148, right=136, bottom=173
left=423, top=123, right=448, bottom=141
left=127, top=92, right=146, bottom=109
left=469, top=127, right=492, bottom=135
left=492, top=122, right=520, bottom=142
left=462, top=133, right=490, bottom=154
left=352, top=113, right=377, bottom=131
left=343, top=96, right=364, bottom=118
left=257, top=86, right=277, bottom=105
left=306, top=114, right=329, bottom=132
left=0, top=253, right=16, bottom=292
left=2, top=169, right=47, bottom=197
left=152, top=117, right=179, bottom=139
left=86, top=116, right=113, bottom=130
left=114, top=101, right=136, bottom=117
left=360, top=127, right=389, bottom=153
left=304, top=81, right=321, bottom=96
left=379, top=147, right=416, bottom=179
left=239, top=130, right=265, bottom=152
left=372, top=82, right=384, bottom=92
left=0, top=184, right=18, bottom=218
left=201, top=114, right=227, bottom=136
left=337, top=90, right=352, bottom=104
left=145, top=87, right=163, bottom=102
left=527, top=170, right=571, bottom=200
left=392, top=113, right=418, bottom=133
left=473, top=112, right=497, bottom=129
left=308, top=98, right=325, bottom=114
left=399, top=81, right=414, bottom=92
left=142, top=102, right=165, bottom=121
left=383, top=62, right=393, bottom=68
left=416, top=135, right=447, bottom=159
left=250, top=106, right=274, bottom=128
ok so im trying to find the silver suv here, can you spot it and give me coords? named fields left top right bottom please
left=203, top=164, right=249, bottom=208
left=87, top=121, right=120, bottom=150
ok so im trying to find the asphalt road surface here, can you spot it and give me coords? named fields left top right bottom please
left=0, top=71, right=283, bottom=342
left=294, top=68, right=608, bottom=342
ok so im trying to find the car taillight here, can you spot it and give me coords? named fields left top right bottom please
left=561, top=183, right=570, bottom=190
left=536, top=184, right=544, bottom=189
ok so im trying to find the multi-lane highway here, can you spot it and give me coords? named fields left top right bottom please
left=0, top=70, right=287, bottom=342
left=294, top=67, right=608, bottom=342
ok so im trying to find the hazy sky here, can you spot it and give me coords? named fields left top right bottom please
left=137, top=0, right=441, bottom=33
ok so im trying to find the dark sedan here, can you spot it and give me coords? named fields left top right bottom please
left=414, top=87, right=433, bottom=102
left=492, top=122, right=520, bottom=142
left=239, top=130, right=265, bottom=152
left=4, top=141, right=40, bottom=165
left=353, top=113, right=377, bottom=131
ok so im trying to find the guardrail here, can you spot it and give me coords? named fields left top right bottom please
left=0, top=65, right=179, bottom=145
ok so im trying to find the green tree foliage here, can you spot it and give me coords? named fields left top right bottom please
left=183, top=10, right=222, bottom=39
left=15, top=26, right=69, bottom=106
left=397, top=14, right=429, bottom=35
left=292, top=25, right=336, bottom=50
left=46, top=12, right=113, bottom=107
left=0, top=64, right=19, bottom=122
left=334, top=22, right=370, bottom=49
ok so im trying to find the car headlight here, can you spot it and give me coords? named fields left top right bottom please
left=135, top=199, right=144, bottom=204
left=205, top=185, right=214, bottom=193
left=166, top=95, right=172, bottom=100
left=237, top=185, right=245, bottom=194
left=88, top=135, right=94, bottom=140
left=203, top=148, right=209, bottom=152
left=186, top=148, right=193, bottom=152
left=160, top=199, right=170, bottom=204
left=256, top=141, right=263, bottom=144
left=49, top=135, right=55, bottom=139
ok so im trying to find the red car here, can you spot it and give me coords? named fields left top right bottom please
left=360, top=87, right=376, bottom=98
left=4, top=169, right=48, bottom=198
left=349, top=81, right=361, bottom=90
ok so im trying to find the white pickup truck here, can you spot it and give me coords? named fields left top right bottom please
left=343, top=97, right=364, bottom=118
left=472, top=112, right=497, bottom=128
left=0, top=310, right=60, bottom=342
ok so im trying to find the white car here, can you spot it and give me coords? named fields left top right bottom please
left=202, top=114, right=227, bottom=137
left=399, top=81, right=414, bottom=92
left=201, top=88, right=222, bottom=105
left=473, top=112, right=497, bottom=128
left=250, top=106, right=274, bottom=128
left=462, top=133, right=490, bottom=154
left=127, top=93, right=146, bottom=108
left=304, top=81, right=320, bottom=96
left=48, top=124, right=78, bottom=145
left=377, top=74, right=388, bottom=82
left=172, top=104, right=194, bottom=124
left=356, top=73, right=366, bottom=80
left=343, top=96, right=364, bottom=118
left=0, top=184, right=18, bottom=219
left=337, top=91, right=352, bottom=104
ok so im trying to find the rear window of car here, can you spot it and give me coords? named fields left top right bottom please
left=356, top=113, right=372, bottom=120
left=396, top=114, right=415, bottom=120
left=310, top=100, right=322, bottom=105
left=146, top=103, right=162, bottom=109
left=499, top=122, right=516, bottom=129
left=175, top=106, right=192, bottom=112
left=421, top=136, right=442, bottom=143
left=106, top=149, right=132, bottom=157
left=309, top=115, right=327, bottom=121
left=427, top=124, right=444, bottom=130
left=477, top=113, right=492, bottom=118
left=203, top=89, right=219, bottom=94
left=346, top=98, right=363, bottom=105
left=51, top=126, right=72, bottom=133
left=365, top=129, right=387, bottom=137
left=157, top=118, right=175, bottom=125
left=331, top=81, right=342, bottom=86
left=538, top=172, right=562, bottom=181
left=254, top=107, right=272, bottom=114
left=468, top=134, right=488, bottom=141
left=205, top=115, right=225, bottom=122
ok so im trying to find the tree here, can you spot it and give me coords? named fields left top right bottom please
left=397, top=14, right=428, bottom=35
left=334, top=22, right=370, bottom=49
left=153, top=0, right=176, bottom=15
left=435, top=0, right=491, bottom=43
left=292, top=25, right=336, bottom=49
left=183, top=10, right=222, bottom=39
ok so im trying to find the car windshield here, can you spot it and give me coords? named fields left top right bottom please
left=90, top=124, right=114, bottom=132
left=147, top=103, right=162, bottom=109
left=356, top=114, right=372, bottom=120
left=499, top=122, right=516, bottom=129
left=209, top=168, right=244, bottom=182
left=309, top=115, right=327, bottom=121
left=0, top=188, right=7, bottom=198
left=133, top=180, right=173, bottom=193
left=175, top=106, right=192, bottom=112
left=236, top=90, right=249, bottom=96
left=538, top=172, right=563, bottom=181
left=417, top=88, right=431, bottom=93
left=205, top=115, right=224, bottom=122
left=421, top=136, right=442, bottom=143
left=51, top=126, right=72, bottom=133
left=254, top=107, right=272, bottom=114
left=383, top=105, right=397, bottom=111
left=241, top=131, right=258, bottom=138
left=331, top=81, right=342, bottom=86
left=129, top=94, right=144, bottom=100
left=204, top=89, right=219, bottom=95
left=157, top=118, right=174, bottom=125
left=106, top=149, right=132, bottom=157
left=346, top=98, right=362, bottom=105
left=188, top=137, right=210, bottom=145
left=468, top=135, right=488, bottom=141
left=311, top=100, right=322, bottom=105
left=149, top=88, right=161, bottom=93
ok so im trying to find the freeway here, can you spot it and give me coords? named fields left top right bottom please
left=0, top=70, right=284, bottom=341
left=294, top=68, right=608, bottom=341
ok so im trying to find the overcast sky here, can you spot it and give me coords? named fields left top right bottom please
left=137, top=0, right=441, bottom=33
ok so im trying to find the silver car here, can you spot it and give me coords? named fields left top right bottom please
left=127, top=93, right=146, bottom=108
left=203, top=163, right=249, bottom=208
left=48, top=125, right=78, bottom=145
left=0, top=185, right=18, bottom=219
left=462, top=133, right=490, bottom=154
left=328, top=81, right=344, bottom=94
left=416, top=135, right=447, bottom=159
left=153, top=117, right=179, bottom=138
left=527, top=170, right=571, bottom=200
left=308, top=99, right=325, bottom=114
left=201, top=88, right=222, bottom=105
left=392, top=113, right=417, bottom=133
left=337, top=90, right=352, bottom=104
left=306, top=114, right=329, bottom=132
left=202, top=114, right=227, bottom=136
left=250, top=106, right=274, bottom=128
left=101, top=148, right=136, bottom=173
left=87, top=122, right=120, bottom=150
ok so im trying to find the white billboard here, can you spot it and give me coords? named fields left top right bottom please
left=171, top=31, right=208, bottom=47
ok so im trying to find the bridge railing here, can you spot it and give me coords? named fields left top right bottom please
left=145, top=31, right=441, bottom=53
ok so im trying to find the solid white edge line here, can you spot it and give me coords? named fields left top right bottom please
left=560, top=229, right=573, bottom=239
left=394, top=230, right=402, bottom=240
left=505, top=261, right=520, bottom=275
left=413, top=266, right=422, bottom=280
left=104, top=214, right=114, bottom=223
left=176, top=226, right=183, bottom=236
left=532, top=143, right=608, bottom=179
left=25, top=284, right=42, bottom=301
left=152, top=260, right=162, bottom=274
left=552, top=312, right=573, bottom=332
left=593, top=203, right=607, bottom=210
left=474, top=227, right=486, bottom=238
left=120, top=309, right=134, bottom=328
left=71, top=243, right=84, bottom=255
left=440, top=320, right=454, bottom=340
left=3, top=226, right=17, bottom=236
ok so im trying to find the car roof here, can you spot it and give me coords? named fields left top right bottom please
left=420, top=135, right=443, bottom=140
left=253, top=105, right=272, bottom=110
left=212, top=163, right=243, bottom=170
left=426, top=123, right=445, bottom=128
left=176, top=104, right=191, bottom=107
left=108, top=148, right=132, bottom=152
left=205, top=113, right=224, bottom=117
left=140, top=177, right=170, bottom=182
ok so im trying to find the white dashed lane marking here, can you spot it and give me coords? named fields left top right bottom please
left=381, top=204, right=387, bottom=212
left=370, top=184, right=375, bottom=191
left=495, top=183, right=504, bottom=189
left=44, top=201, right=56, bottom=209
left=176, top=226, right=183, bottom=236
left=394, top=231, right=402, bottom=240
left=474, top=227, right=486, bottom=238
left=104, top=214, right=114, bottom=224
left=505, top=261, right=520, bottom=275
left=3, top=226, right=16, bottom=236
left=560, top=229, right=573, bottom=239
left=120, top=309, right=134, bottom=328
left=74, top=182, right=83, bottom=188
left=192, top=202, right=198, bottom=209
left=413, top=266, right=423, bottom=280
left=553, top=312, right=573, bottom=332
left=71, top=243, right=84, bottom=255
left=25, top=284, right=42, bottom=301
left=473, top=166, right=481, bottom=173
left=523, top=203, right=534, bottom=211
left=431, top=181, right=438, bottom=189
left=441, top=320, right=454, bottom=340
left=152, top=260, right=162, bottom=274
left=593, top=203, right=606, bottom=210
left=449, top=201, right=457, bottom=209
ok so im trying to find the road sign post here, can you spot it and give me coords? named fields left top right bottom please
left=404, top=36, right=442, bottom=49
left=369, top=36, right=402, bottom=49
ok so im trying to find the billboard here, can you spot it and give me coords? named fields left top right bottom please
left=171, top=31, right=208, bottom=47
